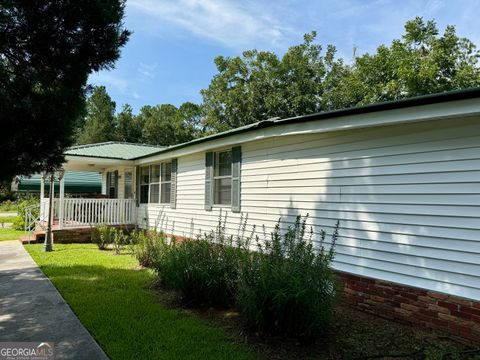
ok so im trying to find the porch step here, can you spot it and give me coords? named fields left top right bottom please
left=18, top=230, right=45, bottom=244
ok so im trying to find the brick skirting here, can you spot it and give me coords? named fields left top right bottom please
left=337, top=271, right=480, bottom=344
left=52, top=225, right=135, bottom=243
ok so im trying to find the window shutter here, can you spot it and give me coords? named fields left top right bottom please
left=231, top=146, right=241, bottom=213
left=170, top=158, right=177, bottom=209
left=106, top=172, right=111, bottom=197
left=205, top=152, right=213, bottom=211
left=135, top=166, right=140, bottom=206
left=114, top=170, right=119, bottom=198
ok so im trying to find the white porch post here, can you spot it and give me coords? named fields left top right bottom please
left=40, top=173, right=45, bottom=199
left=58, top=170, right=65, bottom=230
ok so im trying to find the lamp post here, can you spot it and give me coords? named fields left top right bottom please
left=44, top=170, right=64, bottom=252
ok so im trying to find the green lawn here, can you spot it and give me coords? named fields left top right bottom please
left=25, top=244, right=255, bottom=360
left=0, top=228, right=24, bottom=241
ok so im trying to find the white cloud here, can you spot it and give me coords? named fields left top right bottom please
left=128, top=0, right=298, bottom=50
left=89, top=72, right=141, bottom=101
left=137, top=62, right=157, bottom=79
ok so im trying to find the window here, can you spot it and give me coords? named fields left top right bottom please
left=140, top=163, right=172, bottom=204
left=124, top=171, right=133, bottom=199
left=140, top=166, right=149, bottom=204
left=149, top=164, right=160, bottom=203
left=160, top=162, right=172, bottom=203
left=213, top=150, right=232, bottom=205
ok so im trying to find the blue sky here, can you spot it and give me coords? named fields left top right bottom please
left=89, top=0, right=480, bottom=113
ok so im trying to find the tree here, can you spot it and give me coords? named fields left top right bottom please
left=77, top=86, right=116, bottom=144
left=201, top=32, right=341, bottom=133
left=0, top=1, right=130, bottom=181
left=201, top=19, right=480, bottom=133
left=178, top=102, right=204, bottom=139
left=140, top=104, right=198, bottom=146
left=322, top=17, right=480, bottom=107
left=114, top=104, right=144, bottom=143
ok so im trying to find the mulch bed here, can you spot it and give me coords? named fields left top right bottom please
left=151, top=283, right=480, bottom=359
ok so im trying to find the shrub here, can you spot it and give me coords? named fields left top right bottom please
left=134, top=230, right=166, bottom=267
left=112, top=228, right=130, bottom=255
left=0, top=200, right=16, bottom=212
left=13, top=197, right=39, bottom=230
left=154, top=214, right=250, bottom=308
left=236, top=215, right=340, bottom=342
left=91, top=224, right=115, bottom=250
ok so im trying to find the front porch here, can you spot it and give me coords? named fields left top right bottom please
left=25, top=142, right=163, bottom=244
left=40, top=198, right=136, bottom=230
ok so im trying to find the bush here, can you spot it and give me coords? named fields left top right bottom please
left=91, top=224, right=115, bottom=250
left=0, top=200, right=16, bottom=212
left=134, top=230, right=166, bottom=267
left=236, top=216, right=340, bottom=342
left=13, top=197, right=39, bottom=230
left=153, top=215, right=250, bottom=308
left=112, top=227, right=130, bottom=255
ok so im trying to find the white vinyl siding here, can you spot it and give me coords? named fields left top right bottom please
left=138, top=115, right=480, bottom=300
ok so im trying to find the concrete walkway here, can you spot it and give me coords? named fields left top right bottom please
left=0, top=241, right=108, bottom=359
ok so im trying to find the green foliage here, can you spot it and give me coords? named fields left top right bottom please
left=0, top=200, right=16, bottom=212
left=76, top=86, right=117, bottom=144
left=323, top=17, right=480, bottom=108
left=0, top=1, right=130, bottom=181
left=112, top=228, right=130, bottom=255
left=133, top=230, right=166, bottom=267
left=0, top=182, right=15, bottom=202
left=114, top=104, right=144, bottom=143
left=91, top=224, right=115, bottom=250
left=201, top=18, right=480, bottom=133
left=139, top=102, right=202, bottom=146
left=12, top=197, right=39, bottom=231
left=201, top=32, right=338, bottom=133
left=153, top=214, right=251, bottom=307
left=236, top=216, right=340, bottom=342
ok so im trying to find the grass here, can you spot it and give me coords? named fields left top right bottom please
left=0, top=228, right=24, bottom=241
left=25, top=244, right=255, bottom=360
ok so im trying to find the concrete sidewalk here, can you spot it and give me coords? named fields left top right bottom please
left=0, top=241, right=108, bottom=359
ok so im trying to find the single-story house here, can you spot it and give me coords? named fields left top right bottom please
left=39, top=88, right=480, bottom=341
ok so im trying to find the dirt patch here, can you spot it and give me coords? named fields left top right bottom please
left=150, top=282, right=480, bottom=359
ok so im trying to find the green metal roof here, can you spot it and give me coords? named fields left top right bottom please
left=65, top=142, right=164, bottom=160
left=134, top=87, right=480, bottom=160
left=17, top=171, right=102, bottom=193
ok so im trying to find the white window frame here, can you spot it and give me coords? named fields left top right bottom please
left=160, top=162, right=172, bottom=204
left=139, top=166, right=150, bottom=204
left=149, top=164, right=160, bottom=204
left=213, top=149, right=232, bottom=206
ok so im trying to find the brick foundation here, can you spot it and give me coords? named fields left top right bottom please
left=51, top=225, right=135, bottom=244
left=337, top=271, right=480, bottom=344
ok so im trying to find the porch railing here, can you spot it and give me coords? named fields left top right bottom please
left=40, top=198, right=136, bottom=229
left=61, top=199, right=135, bottom=228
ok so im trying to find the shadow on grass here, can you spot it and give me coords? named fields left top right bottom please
left=34, top=262, right=255, bottom=360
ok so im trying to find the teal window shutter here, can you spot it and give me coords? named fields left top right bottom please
left=135, top=166, right=140, bottom=206
left=205, top=152, right=213, bottom=211
left=231, top=146, right=241, bottom=213
left=106, top=172, right=111, bottom=197
left=114, top=170, right=119, bottom=198
left=170, top=158, right=177, bottom=209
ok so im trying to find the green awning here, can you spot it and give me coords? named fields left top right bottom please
left=17, top=171, right=102, bottom=193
